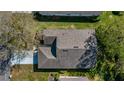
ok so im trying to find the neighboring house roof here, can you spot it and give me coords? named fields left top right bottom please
left=38, top=11, right=101, bottom=16
left=43, top=29, right=95, bottom=49
left=59, top=76, right=89, bottom=81
left=12, top=11, right=32, bottom=13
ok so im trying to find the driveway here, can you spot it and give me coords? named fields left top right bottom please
left=11, top=51, right=34, bottom=65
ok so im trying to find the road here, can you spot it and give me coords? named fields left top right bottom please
left=0, top=68, right=10, bottom=81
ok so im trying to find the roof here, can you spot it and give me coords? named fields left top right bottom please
left=59, top=76, right=89, bottom=81
left=43, top=29, right=95, bottom=49
left=38, top=11, right=101, bottom=16
left=39, top=47, right=56, bottom=59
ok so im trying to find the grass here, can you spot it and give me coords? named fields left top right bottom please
left=35, top=11, right=121, bottom=32
left=36, top=22, right=98, bottom=31
left=11, top=11, right=124, bottom=80
left=11, top=65, right=50, bottom=81
left=34, top=16, right=102, bottom=32
left=11, top=64, right=89, bottom=81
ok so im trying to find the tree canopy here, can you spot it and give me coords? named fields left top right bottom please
left=95, top=18, right=124, bottom=80
left=0, top=12, right=36, bottom=73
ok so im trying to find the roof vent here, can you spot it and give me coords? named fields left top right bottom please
left=73, top=46, right=79, bottom=48
left=62, top=33, right=65, bottom=35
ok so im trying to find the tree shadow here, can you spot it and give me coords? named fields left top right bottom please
left=0, top=45, right=11, bottom=80
left=77, top=33, right=97, bottom=69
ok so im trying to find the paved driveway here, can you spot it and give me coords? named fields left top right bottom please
left=11, top=51, right=34, bottom=65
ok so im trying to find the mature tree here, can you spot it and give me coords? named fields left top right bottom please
left=0, top=12, right=36, bottom=72
left=95, top=19, right=124, bottom=80
left=0, top=12, right=12, bottom=75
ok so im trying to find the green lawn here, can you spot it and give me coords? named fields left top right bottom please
left=36, top=22, right=98, bottom=30
left=11, top=64, right=50, bottom=81
left=11, top=64, right=88, bottom=81
left=34, top=11, right=118, bottom=31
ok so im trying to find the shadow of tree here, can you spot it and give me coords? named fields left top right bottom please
left=77, top=33, right=97, bottom=69
left=0, top=45, right=11, bottom=76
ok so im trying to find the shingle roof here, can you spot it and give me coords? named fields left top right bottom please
left=39, top=47, right=56, bottom=59
left=59, top=76, right=89, bottom=81
left=39, top=29, right=96, bottom=69
left=43, top=29, right=95, bottom=49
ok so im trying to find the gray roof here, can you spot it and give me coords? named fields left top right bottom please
left=38, top=29, right=96, bottom=69
left=38, top=11, right=101, bottom=16
left=39, top=47, right=56, bottom=59
left=43, top=29, right=95, bottom=49
left=59, top=76, right=89, bottom=81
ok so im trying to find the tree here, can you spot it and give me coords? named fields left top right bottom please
left=0, top=12, right=36, bottom=72
left=95, top=18, right=124, bottom=80
left=0, top=12, right=12, bottom=75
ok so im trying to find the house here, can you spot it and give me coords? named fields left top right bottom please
left=34, top=11, right=101, bottom=17
left=38, top=29, right=97, bottom=69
